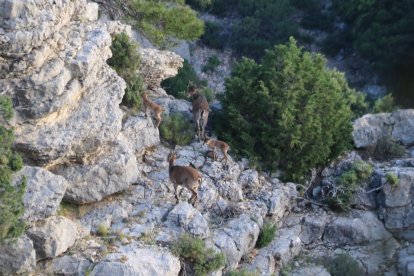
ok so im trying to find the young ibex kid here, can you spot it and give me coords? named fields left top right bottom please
left=142, top=92, right=163, bottom=128
left=168, top=152, right=202, bottom=205
left=204, top=138, right=230, bottom=163
left=187, top=84, right=209, bottom=141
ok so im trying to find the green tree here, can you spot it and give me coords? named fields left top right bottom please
left=0, top=96, right=26, bottom=242
left=116, top=0, right=204, bottom=47
left=107, top=32, right=144, bottom=110
left=215, top=38, right=367, bottom=181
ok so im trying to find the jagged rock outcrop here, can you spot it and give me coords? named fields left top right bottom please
left=13, top=166, right=68, bottom=223
left=353, top=109, right=414, bottom=148
left=0, top=235, right=36, bottom=275
left=91, top=245, right=181, bottom=276
left=26, top=216, right=87, bottom=260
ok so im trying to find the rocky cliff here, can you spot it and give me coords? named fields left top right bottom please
left=1, top=1, right=414, bottom=276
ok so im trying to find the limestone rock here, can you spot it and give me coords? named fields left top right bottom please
left=300, top=213, right=328, bottom=245
left=392, top=110, right=414, bottom=146
left=121, top=115, right=160, bottom=154
left=12, top=166, right=68, bottom=223
left=55, top=135, right=138, bottom=204
left=0, top=235, right=36, bottom=275
left=49, top=255, right=92, bottom=276
left=398, top=245, right=414, bottom=276
left=239, top=169, right=260, bottom=189
left=153, top=97, right=193, bottom=120
left=91, top=245, right=181, bottom=276
left=139, top=48, right=184, bottom=87
left=292, top=265, right=330, bottom=276
left=26, top=216, right=82, bottom=260
left=165, top=202, right=210, bottom=238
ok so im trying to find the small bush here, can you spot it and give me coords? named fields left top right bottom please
left=327, top=161, right=373, bottom=211
left=373, top=94, right=397, bottom=113
left=203, top=55, right=221, bottom=73
left=159, top=113, right=195, bottom=146
left=161, top=60, right=207, bottom=99
left=226, top=269, right=258, bottom=276
left=386, top=172, right=399, bottom=188
left=200, top=21, right=227, bottom=49
left=326, top=253, right=365, bottom=276
left=107, top=32, right=143, bottom=110
left=365, top=135, right=406, bottom=161
left=97, top=224, right=109, bottom=236
left=172, top=233, right=225, bottom=276
left=255, top=222, right=277, bottom=248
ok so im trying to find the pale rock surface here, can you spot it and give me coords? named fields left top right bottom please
left=398, top=244, right=414, bottom=276
left=12, top=166, right=68, bottom=222
left=26, top=216, right=85, bottom=260
left=353, top=110, right=414, bottom=148
left=55, top=135, right=138, bottom=204
left=91, top=245, right=181, bottom=276
left=48, top=255, right=92, bottom=276
left=0, top=235, right=36, bottom=275
left=292, top=265, right=331, bottom=276
left=121, top=115, right=160, bottom=154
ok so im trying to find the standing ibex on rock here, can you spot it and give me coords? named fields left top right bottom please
left=204, top=138, right=230, bottom=163
left=142, top=92, right=163, bottom=128
left=187, top=84, right=209, bottom=141
left=167, top=152, right=202, bottom=205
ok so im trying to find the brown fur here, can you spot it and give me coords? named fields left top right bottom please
left=204, top=139, right=230, bottom=163
left=187, top=85, right=209, bottom=141
left=167, top=152, right=202, bottom=205
left=142, top=92, right=163, bottom=128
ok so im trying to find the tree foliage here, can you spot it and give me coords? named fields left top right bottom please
left=0, top=96, right=26, bottom=243
left=214, top=38, right=367, bottom=181
left=107, top=32, right=144, bottom=110
left=116, top=0, right=204, bottom=47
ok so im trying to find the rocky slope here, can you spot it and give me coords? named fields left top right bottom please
left=1, top=1, right=414, bottom=276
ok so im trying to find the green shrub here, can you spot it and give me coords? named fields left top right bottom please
left=172, top=233, right=225, bottom=276
left=326, top=253, right=365, bottom=276
left=203, top=55, right=221, bottom=73
left=255, top=222, right=277, bottom=248
left=0, top=96, right=26, bottom=243
left=161, top=60, right=207, bottom=99
left=200, top=21, right=227, bottom=49
left=107, top=32, right=143, bottom=110
left=373, top=94, right=397, bottom=113
left=327, top=161, right=373, bottom=211
left=159, top=113, right=195, bottom=146
left=386, top=172, right=399, bottom=189
left=200, top=87, right=214, bottom=102
left=365, top=135, right=406, bottom=161
left=215, top=38, right=367, bottom=181
left=97, top=224, right=109, bottom=237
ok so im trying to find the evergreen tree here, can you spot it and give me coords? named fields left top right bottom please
left=215, top=38, right=367, bottom=181
left=0, top=96, right=26, bottom=242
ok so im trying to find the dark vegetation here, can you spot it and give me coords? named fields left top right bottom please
left=159, top=113, right=195, bottom=146
left=255, top=222, right=277, bottom=248
left=107, top=32, right=143, bottom=111
left=214, top=38, right=367, bottom=181
left=172, top=233, right=225, bottom=275
left=0, top=96, right=26, bottom=243
left=324, top=253, right=365, bottom=276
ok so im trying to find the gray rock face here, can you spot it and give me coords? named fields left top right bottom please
left=49, top=255, right=92, bottom=276
left=121, top=115, right=160, bottom=153
left=12, top=166, right=68, bottom=223
left=292, top=265, right=331, bottom=276
left=300, top=213, right=328, bottom=245
left=91, top=245, right=181, bottom=276
left=398, top=245, right=414, bottom=276
left=56, top=135, right=138, bottom=204
left=259, top=183, right=296, bottom=219
left=165, top=202, right=210, bottom=238
left=213, top=214, right=260, bottom=269
left=353, top=110, right=414, bottom=148
left=0, top=235, right=36, bottom=275
left=26, top=216, right=82, bottom=260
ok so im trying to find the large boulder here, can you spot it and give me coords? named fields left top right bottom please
left=91, top=245, right=181, bottom=276
left=26, top=216, right=84, bottom=260
left=0, top=235, right=36, bottom=275
left=121, top=115, right=160, bottom=154
left=48, top=255, right=92, bottom=276
left=352, top=110, right=414, bottom=148
left=398, top=244, right=414, bottom=276
left=55, top=135, right=138, bottom=204
left=13, top=166, right=68, bottom=223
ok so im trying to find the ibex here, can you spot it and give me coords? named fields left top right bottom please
left=204, top=138, right=230, bottom=163
left=167, top=152, right=202, bottom=205
left=187, top=84, right=209, bottom=141
left=142, top=92, right=163, bottom=128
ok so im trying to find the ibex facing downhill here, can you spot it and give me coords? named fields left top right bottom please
left=142, top=92, right=163, bottom=128
left=187, top=84, right=209, bottom=141
left=167, top=152, right=202, bottom=205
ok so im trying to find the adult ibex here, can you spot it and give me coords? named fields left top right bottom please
left=142, top=91, right=163, bottom=128
left=187, top=84, right=209, bottom=141
left=167, top=152, right=202, bottom=205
